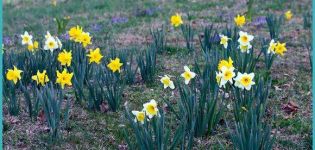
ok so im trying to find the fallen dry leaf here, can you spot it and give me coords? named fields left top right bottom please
left=100, top=102, right=110, bottom=113
left=8, top=116, right=19, bottom=124
left=281, top=101, right=299, bottom=116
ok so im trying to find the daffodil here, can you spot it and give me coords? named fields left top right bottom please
left=132, top=111, right=146, bottom=124
left=160, top=75, right=175, bottom=89
left=239, top=43, right=252, bottom=53
left=45, top=31, right=52, bottom=39
left=56, top=69, right=73, bottom=89
left=234, top=72, right=255, bottom=90
left=285, top=10, right=293, bottom=21
left=143, top=99, right=158, bottom=118
left=51, top=0, right=57, bottom=6
left=107, top=57, right=123, bottom=73
left=238, top=31, right=254, bottom=46
left=31, top=70, right=49, bottom=86
left=215, top=72, right=222, bottom=84
left=218, top=57, right=234, bottom=71
left=44, top=37, right=58, bottom=52
left=219, top=34, right=229, bottom=49
left=56, top=37, right=62, bottom=49
left=234, top=15, right=246, bottom=27
left=217, top=66, right=235, bottom=88
left=58, top=50, right=72, bottom=66
left=27, top=41, right=39, bottom=52
left=69, top=26, right=83, bottom=42
left=170, top=13, right=183, bottom=27
left=87, top=48, right=103, bottom=64
left=274, top=42, right=287, bottom=56
left=267, top=39, right=277, bottom=54
left=21, top=31, right=33, bottom=45
left=79, top=32, right=92, bottom=48
left=6, top=66, right=23, bottom=84
left=180, top=66, right=196, bottom=84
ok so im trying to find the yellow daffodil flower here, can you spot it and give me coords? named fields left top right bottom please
left=285, top=10, right=293, bottom=21
left=58, top=50, right=72, bottom=66
left=6, top=66, right=23, bottom=84
left=274, top=42, right=287, bottom=56
left=87, top=48, right=103, bottom=64
left=170, top=13, right=183, bottom=27
left=69, top=26, right=83, bottom=42
left=79, top=32, right=92, bottom=48
left=218, top=57, right=234, bottom=71
left=234, top=15, right=246, bottom=27
left=31, top=70, right=49, bottom=86
left=107, top=57, right=123, bottom=73
left=56, top=69, right=73, bottom=89
left=27, top=41, right=39, bottom=52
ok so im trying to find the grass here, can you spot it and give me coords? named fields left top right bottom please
left=3, top=0, right=312, bottom=149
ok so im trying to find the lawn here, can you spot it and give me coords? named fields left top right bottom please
left=3, top=0, right=312, bottom=149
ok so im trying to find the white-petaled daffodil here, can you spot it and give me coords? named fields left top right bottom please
left=180, top=66, right=196, bottom=84
left=160, top=75, right=175, bottom=89
left=234, top=72, right=255, bottom=90
left=143, top=99, right=159, bottom=119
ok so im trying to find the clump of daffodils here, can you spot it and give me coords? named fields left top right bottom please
left=21, top=31, right=40, bottom=52
left=238, top=31, right=254, bottom=53
left=68, top=26, right=92, bottom=48
left=6, top=66, right=23, bottom=84
left=107, top=57, right=123, bottom=73
left=160, top=75, right=175, bottom=89
left=27, top=41, right=39, bottom=52
left=31, top=70, right=50, bottom=86
left=87, top=48, right=103, bottom=64
left=170, top=13, right=183, bottom=27
left=216, top=57, right=235, bottom=88
left=215, top=57, right=256, bottom=90
left=268, top=40, right=287, bottom=56
left=132, top=99, right=159, bottom=124
left=234, top=15, right=246, bottom=27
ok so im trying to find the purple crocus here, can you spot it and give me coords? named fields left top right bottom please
left=60, top=33, right=70, bottom=40
left=90, top=23, right=103, bottom=32
left=251, top=16, right=267, bottom=27
left=111, top=17, right=129, bottom=24
left=3, top=36, right=12, bottom=46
